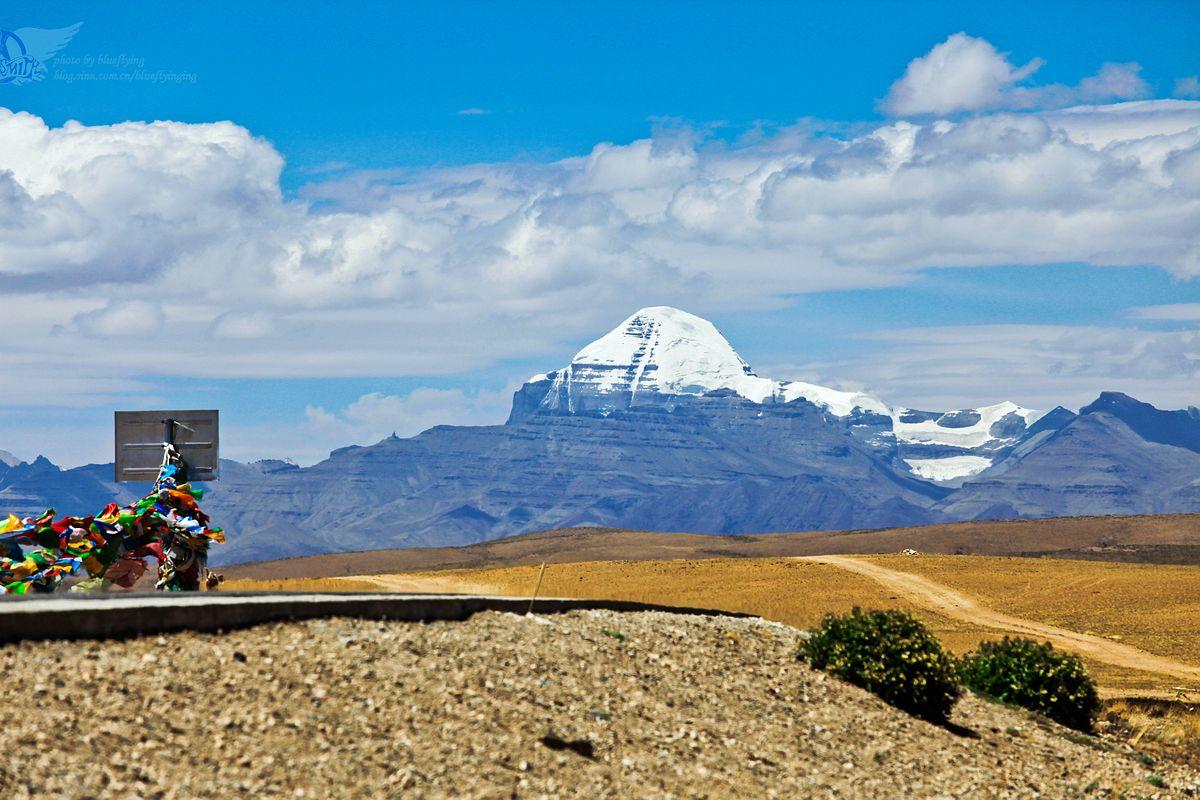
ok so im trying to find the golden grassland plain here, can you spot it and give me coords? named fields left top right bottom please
left=226, top=555, right=1200, bottom=694
left=221, top=513, right=1200, bottom=582
left=228, top=558, right=950, bottom=626
left=859, top=555, right=1200, bottom=675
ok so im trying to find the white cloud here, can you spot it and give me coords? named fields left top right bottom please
left=298, top=160, right=351, bottom=175
left=73, top=299, right=165, bottom=338
left=1, top=90, right=1199, bottom=428
left=455, top=107, right=492, bottom=116
left=1175, top=76, right=1200, bottom=100
left=883, top=33, right=1042, bottom=116
left=1078, top=63, right=1149, bottom=103
left=806, top=324, right=1200, bottom=413
left=302, top=387, right=513, bottom=460
left=209, top=311, right=273, bottom=339
left=882, top=33, right=1149, bottom=116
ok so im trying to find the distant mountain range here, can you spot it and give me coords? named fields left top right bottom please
left=3, top=307, right=1198, bottom=565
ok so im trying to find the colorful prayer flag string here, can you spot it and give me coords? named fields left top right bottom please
left=0, top=450, right=223, bottom=595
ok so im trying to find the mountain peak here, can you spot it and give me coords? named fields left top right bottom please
left=568, top=306, right=756, bottom=399
left=1082, top=391, right=1141, bottom=412
left=625, top=305, right=704, bottom=322
left=1080, top=392, right=1200, bottom=454
left=511, top=306, right=890, bottom=419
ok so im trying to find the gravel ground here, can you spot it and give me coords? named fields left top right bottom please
left=1, top=609, right=1197, bottom=799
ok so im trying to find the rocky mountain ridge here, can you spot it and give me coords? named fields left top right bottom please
left=2, top=307, right=1197, bottom=564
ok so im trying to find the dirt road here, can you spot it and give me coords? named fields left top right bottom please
left=799, top=555, right=1200, bottom=684
left=331, top=572, right=505, bottom=595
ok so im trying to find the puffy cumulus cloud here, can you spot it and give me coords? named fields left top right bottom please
left=755, top=107, right=1200, bottom=274
left=0, top=110, right=283, bottom=285
left=882, top=33, right=1042, bottom=116
left=1077, top=63, right=1150, bottom=104
left=1, top=385, right=514, bottom=467
left=2, top=95, right=1200, bottom=415
left=1175, top=77, right=1200, bottom=100
left=800, top=324, right=1200, bottom=413
left=882, top=33, right=1148, bottom=116
left=301, top=387, right=513, bottom=462
left=72, top=299, right=165, bottom=338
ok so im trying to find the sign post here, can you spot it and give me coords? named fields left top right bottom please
left=113, top=409, right=222, bottom=591
left=114, top=410, right=219, bottom=484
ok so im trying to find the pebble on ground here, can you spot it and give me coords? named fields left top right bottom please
left=0, top=609, right=1196, bottom=799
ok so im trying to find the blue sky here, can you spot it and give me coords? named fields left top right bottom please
left=1, top=1, right=1199, bottom=465
left=10, top=1, right=1200, bottom=177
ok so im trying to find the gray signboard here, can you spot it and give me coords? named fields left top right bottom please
left=114, top=410, right=219, bottom=483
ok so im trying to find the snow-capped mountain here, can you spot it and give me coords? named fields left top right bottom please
left=6, top=306, right=1198, bottom=565
left=511, top=306, right=1049, bottom=485
left=512, top=306, right=890, bottom=419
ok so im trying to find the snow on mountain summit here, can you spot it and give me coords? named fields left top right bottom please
left=528, top=306, right=889, bottom=417
left=569, top=306, right=762, bottom=399
left=508, top=307, right=1055, bottom=486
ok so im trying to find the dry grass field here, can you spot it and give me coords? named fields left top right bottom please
left=228, top=557, right=952, bottom=626
left=221, top=513, right=1200, bottom=581
left=221, top=513, right=1200, bottom=702
left=1104, top=697, right=1200, bottom=767
left=227, top=554, right=1200, bottom=694
left=860, top=555, right=1200, bottom=675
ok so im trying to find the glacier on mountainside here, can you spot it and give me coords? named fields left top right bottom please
left=892, top=402, right=1045, bottom=449
left=904, top=455, right=993, bottom=482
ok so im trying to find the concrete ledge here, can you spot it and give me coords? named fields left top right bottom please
left=0, top=591, right=749, bottom=643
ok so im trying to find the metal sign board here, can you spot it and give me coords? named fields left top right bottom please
left=114, top=410, right=219, bottom=483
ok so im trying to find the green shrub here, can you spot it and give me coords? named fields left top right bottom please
left=800, top=607, right=960, bottom=722
left=959, top=637, right=1099, bottom=732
